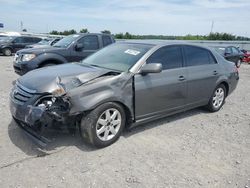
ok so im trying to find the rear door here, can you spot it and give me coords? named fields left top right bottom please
left=70, top=35, right=100, bottom=62
left=183, top=45, right=220, bottom=105
left=134, top=45, right=188, bottom=120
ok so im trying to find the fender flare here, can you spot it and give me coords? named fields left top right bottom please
left=37, top=53, right=68, bottom=67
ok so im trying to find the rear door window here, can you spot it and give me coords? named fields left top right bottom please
left=147, top=46, right=183, bottom=70
left=102, top=36, right=112, bottom=47
left=184, top=46, right=215, bottom=66
left=32, top=38, right=41, bottom=43
left=24, top=37, right=34, bottom=43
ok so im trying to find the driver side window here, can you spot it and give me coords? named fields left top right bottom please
left=147, top=46, right=183, bottom=70
left=78, top=35, right=99, bottom=50
left=13, top=37, right=24, bottom=43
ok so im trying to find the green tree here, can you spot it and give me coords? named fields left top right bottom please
left=80, top=28, right=88, bottom=33
left=49, top=30, right=59, bottom=35
left=124, top=32, right=132, bottom=39
left=115, top=33, right=124, bottom=39
left=101, top=30, right=111, bottom=34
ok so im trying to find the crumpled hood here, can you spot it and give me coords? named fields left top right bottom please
left=17, top=46, right=66, bottom=55
left=18, top=63, right=112, bottom=93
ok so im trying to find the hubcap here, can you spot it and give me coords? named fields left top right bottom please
left=212, top=88, right=224, bottom=109
left=5, top=49, right=11, bottom=56
left=96, top=108, right=122, bottom=141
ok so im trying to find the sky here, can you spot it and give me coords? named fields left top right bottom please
left=0, top=0, right=249, bottom=37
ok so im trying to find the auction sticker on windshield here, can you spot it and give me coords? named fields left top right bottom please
left=124, top=49, right=141, bottom=56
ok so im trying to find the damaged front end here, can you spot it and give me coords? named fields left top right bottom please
left=10, top=79, right=75, bottom=147
left=26, top=95, right=71, bottom=127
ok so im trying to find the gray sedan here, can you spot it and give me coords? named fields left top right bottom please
left=9, top=41, right=239, bottom=147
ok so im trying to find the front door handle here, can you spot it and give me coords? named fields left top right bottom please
left=178, top=76, right=186, bottom=81
left=213, top=71, right=218, bottom=75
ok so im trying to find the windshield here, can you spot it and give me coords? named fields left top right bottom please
left=53, top=34, right=79, bottom=48
left=82, top=43, right=153, bottom=72
left=213, top=47, right=225, bottom=55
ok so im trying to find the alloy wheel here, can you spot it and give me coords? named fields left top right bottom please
left=96, top=108, right=122, bottom=141
left=212, top=87, right=225, bottom=109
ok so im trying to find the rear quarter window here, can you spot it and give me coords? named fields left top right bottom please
left=184, top=46, right=216, bottom=66
left=102, top=36, right=112, bottom=47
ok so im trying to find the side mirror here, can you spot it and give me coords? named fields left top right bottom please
left=75, top=43, right=84, bottom=51
left=139, top=63, right=162, bottom=75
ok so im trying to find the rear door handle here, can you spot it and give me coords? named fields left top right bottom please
left=213, top=71, right=218, bottom=75
left=178, top=76, right=186, bottom=81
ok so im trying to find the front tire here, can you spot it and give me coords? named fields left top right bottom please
left=206, top=84, right=226, bottom=112
left=2, top=48, right=12, bottom=56
left=80, top=102, right=126, bottom=148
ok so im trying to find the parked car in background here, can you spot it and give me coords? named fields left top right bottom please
left=25, top=38, right=62, bottom=48
left=241, top=49, right=250, bottom=63
left=10, top=42, right=239, bottom=147
left=13, top=33, right=115, bottom=75
left=213, top=46, right=244, bottom=68
left=0, top=36, right=41, bottom=56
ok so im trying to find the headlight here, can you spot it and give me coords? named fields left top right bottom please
left=21, top=54, right=36, bottom=61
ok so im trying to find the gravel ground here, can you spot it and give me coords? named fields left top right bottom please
left=0, top=56, right=249, bottom=188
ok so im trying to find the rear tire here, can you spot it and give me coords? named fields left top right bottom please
left=2, top=48, right=12, bottom=56
left=80, top=102, right=126, bottom=148
left=206, top=84, right=226, bottom=112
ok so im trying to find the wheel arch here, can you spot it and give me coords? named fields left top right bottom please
left=2, top=46, right=13, bottom=52
left=38, top=59, right=64, bottom=67
left=218, top=81, right=229, bottom=96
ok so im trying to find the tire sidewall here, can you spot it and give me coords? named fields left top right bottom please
left=81, top=102, right=126, bottom=148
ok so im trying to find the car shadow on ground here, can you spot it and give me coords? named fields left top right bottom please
left=123, top=107, right=211, bottom=138
left=8, top=107, right=210, bottom=156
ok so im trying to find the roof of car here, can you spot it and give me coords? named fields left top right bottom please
left=117, top=39, right=213, bottom=49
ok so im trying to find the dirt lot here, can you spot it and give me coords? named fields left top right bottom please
left=0, top=56, right=249, bottom=188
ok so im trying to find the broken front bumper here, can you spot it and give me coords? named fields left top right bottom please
left=10, top=95, right=52, bottom=146
left=13, top=117, right=51, bottom=147
left=9, top=83, right=72, bottom=146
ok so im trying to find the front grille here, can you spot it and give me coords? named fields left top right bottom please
left=11, top=82, right=36, bottom=105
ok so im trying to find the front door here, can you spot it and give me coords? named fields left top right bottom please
left=134, top=45, right=187, bottom=120
left=70, top=35, right=100, bottom=62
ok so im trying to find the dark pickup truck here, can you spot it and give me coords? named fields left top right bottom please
left=13, top=33, right=115, bottom=75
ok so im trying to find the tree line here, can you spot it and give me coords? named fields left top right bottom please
left=49, top=29, right=250, bottom=41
